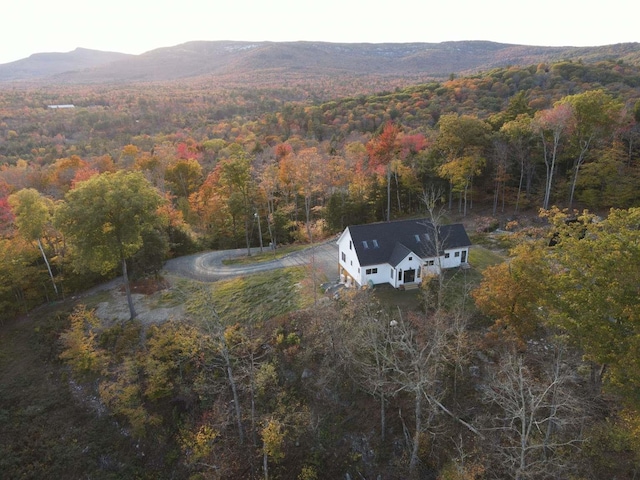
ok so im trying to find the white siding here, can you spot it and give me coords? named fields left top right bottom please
left=440, top=247, right=469, bottom=269
left=421, top=257, right=442, bottom=276
left=362, top=264, right=390, bottom=286
left=337, top=226, right=470, bottom=289
left=337, top=229, right=363, bottom=286
left=395, top=253, right=423, bottom=286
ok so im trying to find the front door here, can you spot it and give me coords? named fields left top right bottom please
left=404, top=268, right=416, bottom=283
left=461, top=250, right=467, bottom=263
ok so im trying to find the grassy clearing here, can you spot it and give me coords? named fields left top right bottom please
left=213, top=267, right=308, bottom=324
left=468, top=244, right=506, bottom=270
left=222, top=244, right=308, bottom=265
left=373, top=285, right=422, bottom=311
left=470, top=231, right=517, bottom=253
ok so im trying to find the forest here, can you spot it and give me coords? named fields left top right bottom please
left=1, top=57, right=640, bottom=479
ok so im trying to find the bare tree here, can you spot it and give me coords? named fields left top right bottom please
left=420, top=186, right=450, bottom=311
left=491, top=138, right=510, bottom=216
left=481, top=346, right=583, bottom=479
left=531, top=104, right=574, bottom=210
left=342, top=293, right=395, bottom=444
left=384, top=309, right=480, bottom=475
left=187, top=285, right=245, bottom=445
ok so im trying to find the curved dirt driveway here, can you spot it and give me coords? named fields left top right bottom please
left=162, top=240, right=340, bottom=283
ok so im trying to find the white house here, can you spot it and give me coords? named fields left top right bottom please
left=337, top=218, right=471, bottom=289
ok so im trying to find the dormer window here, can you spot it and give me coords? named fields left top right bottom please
left=414, top=234, right=421, bottom=243
left=372, top=239, right=379, bottom=248
left=362, top=241, right=369, bottom=249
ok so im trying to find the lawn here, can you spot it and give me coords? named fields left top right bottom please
left=212, top=267, right=310, bottom=324
left=468, top=244, right=506, bottom=270
left=372, top=245, right=506, bottom=312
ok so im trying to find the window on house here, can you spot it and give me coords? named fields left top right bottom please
left=372, top=239, right=379, bottom=248
left=350, top=260, right=353, bottom=266
left=444, top=253, right=450, bottom=259
left=341, top=252, right=346, bottom=262
left=417, top=268, right=421, bottom=278
left=455, top=251, right=460, bottom=257
left=349, top=241, right=352, bottom=250
left=409, top=256, right=413, bottom=261
left=366, top=268, right=378, bottom=275
left=398, top=270, right=402, bottom=280
left=428, top=260, right=435, bottom=266
left=362, top=241, right=369, bottom=249
left=390, top=268, right=394, bottom=278
left=414, top=234, right=421, bottom=243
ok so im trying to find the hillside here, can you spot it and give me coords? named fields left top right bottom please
left=0, top=48, right=133, bottom=82
left=1, top=40, right=639, bottom=85
left=2, top=45, right=640, bottom=478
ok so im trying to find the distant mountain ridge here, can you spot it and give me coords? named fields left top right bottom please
left=0, top=48, right=134, bottom=82
left=1, top=41, right=639, bottom=85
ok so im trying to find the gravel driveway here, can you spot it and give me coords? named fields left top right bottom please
left=163, top=239, right=340, bottom=283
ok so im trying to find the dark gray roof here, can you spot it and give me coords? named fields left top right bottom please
left=348, top=218, right=471, bottom=267
left=389, top=243, right=413, bottom=267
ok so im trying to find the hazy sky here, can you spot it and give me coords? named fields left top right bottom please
left=2, top=0, right=637, bottom=65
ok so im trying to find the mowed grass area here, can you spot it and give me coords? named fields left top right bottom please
left=160, top=266, right=311, bottom=324
left=373, top=245, right=506, bottom=311
left=468, top=243, right=507, bottom=271
left=213, top=267, right=310, bottom=323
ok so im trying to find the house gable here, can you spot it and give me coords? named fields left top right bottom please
left=338, top=218, right=472, bottom=288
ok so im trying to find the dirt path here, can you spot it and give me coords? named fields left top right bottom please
left=162, top=240, right=339, bottom=283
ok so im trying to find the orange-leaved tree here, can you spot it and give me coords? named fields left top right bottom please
left=367, top=121, right=401, bottom=222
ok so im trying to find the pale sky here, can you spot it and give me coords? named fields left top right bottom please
left=2, top=0, right=637, bottom=65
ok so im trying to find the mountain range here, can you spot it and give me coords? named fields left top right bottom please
left=1, top=40, right=639, bottom=85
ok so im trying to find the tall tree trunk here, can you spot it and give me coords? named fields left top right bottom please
left=223, top=346, right=245, bottom=444
left=245, top=215, right=251, bottom=257
left=409, top=387, right=422, bottom=474
left=121, top=257, right=137, bottom=320
left=256, top=211, right=264, bottom=253
left=37, top=239, right=58, bottom=297
left=266, top=199, right=276, bottom=249
left=515, top=160, right=525, bottom=213
left=569, top=138, right=593, bottom=209
left=395, top=169, right=402, bottom=214
left=263, top=447, right=269, bottom=480
left=543, top=134, right=560, bottom=210
left=380, top=392, right=386, bottom=444
left=386, top=165, right=392, bottom=222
